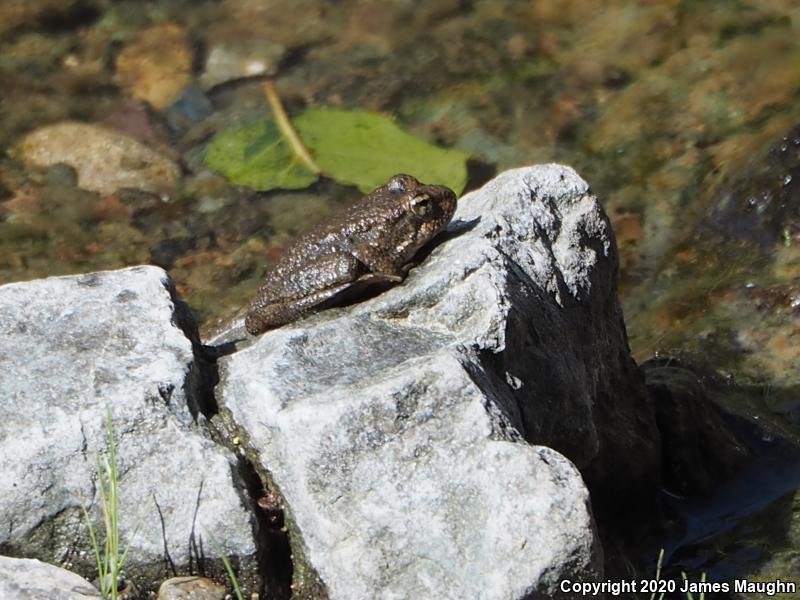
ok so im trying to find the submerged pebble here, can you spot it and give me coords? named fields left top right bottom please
left=114, top=23, right=194, bottom=110
left=199, top=38, right=286, bottom=89
left=157, top=576, right=226, bottom=600
left=16, top=122, right=181, bottom=196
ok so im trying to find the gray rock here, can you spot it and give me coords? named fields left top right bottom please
left=0, top=267, right=255, bottom=586
left=216, top=165, right=657, bottom=599
left=200, top=39, right=286, bottom=89
left=0, top=556, right=100, bottom=599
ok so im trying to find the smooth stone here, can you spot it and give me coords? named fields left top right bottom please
left=16, top=122, right=181, bottom=196
left=157, top=576, right=227, bottom=600
left=0, top=556, right=100, bottom=599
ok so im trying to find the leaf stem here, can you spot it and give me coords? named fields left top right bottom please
left=263, top=80, right=321, bottom=174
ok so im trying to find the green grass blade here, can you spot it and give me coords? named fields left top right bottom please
left=651, top=548, right=665, bottom=600
left=207, top=530, right=244, bottom=600
left=82, top=503, right=106, bottom=595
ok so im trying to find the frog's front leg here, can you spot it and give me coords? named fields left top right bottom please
left=350, top=242, right=405, bottom=282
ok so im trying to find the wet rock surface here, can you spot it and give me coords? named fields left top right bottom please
left=642, top=359, right=752, bottom=497
left=0, top=266, right=255, bottom=594
left=639, top=357, right=800, bottom=591
left=706, top=123, right=800, bottom=249
left=626, top=121, right=800, bottom=391
left=215, top=165, right=659, bottom=598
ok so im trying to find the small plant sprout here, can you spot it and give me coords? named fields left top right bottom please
left=647, top=549, right=708, bottom=600
left=207, top=530, right=245, bottom=600
left=682, top=570, right=707, bottom=600
left=82, top=405, right=148, bottom=600
left=650, top=548, right=667, bottom=600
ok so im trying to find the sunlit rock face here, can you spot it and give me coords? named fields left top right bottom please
left=216, top=165, right=657, bottom=599
left=0, top=266, right=256, bottom=589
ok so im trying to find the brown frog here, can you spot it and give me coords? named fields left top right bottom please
left=244, top=174, right=457, bottom=335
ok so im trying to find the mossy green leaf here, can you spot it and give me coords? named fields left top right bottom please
left=296, top=109, right=469, bottom=194
left=204, top=119, right=317, bottom=191
left=205, top=109, right=469, bottom=194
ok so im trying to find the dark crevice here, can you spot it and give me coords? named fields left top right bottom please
left=167, top=278, right=296, bottom=598
left=458, top=347, right=526, bottom=442
left=234, top=458, right=293, bottom=599
left=166, top=278, right=220, bottom=419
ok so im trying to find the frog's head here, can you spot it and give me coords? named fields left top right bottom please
left=385, top=174, right=457, bottom=256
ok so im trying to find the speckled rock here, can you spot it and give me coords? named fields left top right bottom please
left=157, top=576, right=226, bottom=600
left=0, top=266, right=255, bottom=592
left=0, top=556, right=100, bottom=599
left=216, top=165, right=659, bottom=599
left=16, top=122, right=181, bottom=196
left=114, top=23, right=194, bottom=110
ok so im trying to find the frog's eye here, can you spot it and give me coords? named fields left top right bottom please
left=388, top=174, right=417, bottom=193
left=410, top=193, right=434, bottom=217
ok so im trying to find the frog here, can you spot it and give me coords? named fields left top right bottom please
left=244, top=174, right=457, bottom=335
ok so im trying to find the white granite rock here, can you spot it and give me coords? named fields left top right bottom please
left=216, top=165, right=657, bottom=599
left=0, top=266, right=254, bottom=583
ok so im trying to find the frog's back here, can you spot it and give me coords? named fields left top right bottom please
left=257, top=194, right=399, bottom=298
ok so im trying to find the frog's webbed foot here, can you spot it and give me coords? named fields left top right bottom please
left=244, top=302, right=292, bottom=335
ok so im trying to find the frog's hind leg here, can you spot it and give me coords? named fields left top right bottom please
left=244, top=282, right=354, bottom=335
left=245, top=252, right=386, bottom=335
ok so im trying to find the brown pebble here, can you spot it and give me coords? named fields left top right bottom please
left=157, top=576, right=226, bottom=600
left=114, top=23, right=194, bottom=110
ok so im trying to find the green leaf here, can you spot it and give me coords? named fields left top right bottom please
left=205, top=109, right=469, bottom=194
left=295, top=109, right=469, bottom=194
left=204, top=119, right=318, bottom=191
